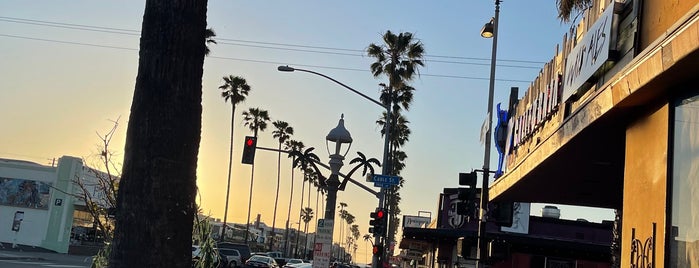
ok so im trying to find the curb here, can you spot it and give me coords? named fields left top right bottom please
left=0, top=256, right=47, bottom=261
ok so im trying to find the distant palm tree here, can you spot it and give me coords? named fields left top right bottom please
left=283, top=139, right=304, bottom=255
left=556, top=0, right=592, bottom=22
left=338, top=202, right=348, bottom=249
left=363, top=234, right=373, bottom=264
left=204, top=28, right=217, bottom=56
left=300, top=207, right=314, bottom=258
left=350, top=224, right=360, bottom=261
left=339, top=152, right=381, bottom=191
left=270, top=120, right=294, bottom=250
left=217, top=75, right=251, bottom=241
left=242, top=107, right=271, bottom=243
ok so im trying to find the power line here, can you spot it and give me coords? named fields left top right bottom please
left=0, top=16, right=547, bottom=65
left=0, top=33, right=533, bottom=83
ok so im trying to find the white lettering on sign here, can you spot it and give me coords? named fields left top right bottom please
left=512, top=75, right=562, bottom=149
left=562, top=5, right=614, bottom=102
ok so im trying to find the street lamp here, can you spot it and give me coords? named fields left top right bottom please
left=325, top=114, right=353, bottom=221
left=277, top=65, right=391, bottom=268
left=477, top=0, right=500, bottom=267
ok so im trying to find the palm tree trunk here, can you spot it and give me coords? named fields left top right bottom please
left=245, top=163, right=256, bottom=243
left=271, top=142, right=282, bottom=250
left=295, top=176, right=306, bottom=258
left=108, top=0, right=206, bottom=266
left=221, top=105, right=236, bottom=241
left=284, top=161, right=295, bottom=256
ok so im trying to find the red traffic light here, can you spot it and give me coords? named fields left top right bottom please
left=372, top=245, right=379, bottom=254
left=246, top=137, right=255, bottom=146
left=376, top=210, right=385, bottom=219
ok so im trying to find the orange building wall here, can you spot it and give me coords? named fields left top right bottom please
left=621, top=103, right=669, bottom=268
left=641, top=0, right=699, bottom=49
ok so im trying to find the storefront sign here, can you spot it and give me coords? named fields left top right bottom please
left=403, top=215, right=431, bottom=228
left=499, top=203, right=530, bottom=234
left=510, top=75, right=562, bottom=149
left=563, top=5, right=614, bottom=102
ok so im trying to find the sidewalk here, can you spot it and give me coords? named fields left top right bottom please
left=0, top=243, right=93, bottom=264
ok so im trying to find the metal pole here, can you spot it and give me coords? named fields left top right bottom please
left=476, top=1, right=499, bottom=267
left=373, top=85, right=391, bottom=268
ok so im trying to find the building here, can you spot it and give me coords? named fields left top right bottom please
left=0, top=156, right=99, bottom=253
left=490, top=0, right=699, bottom=267
left=399, top=189, right=613, bottom=268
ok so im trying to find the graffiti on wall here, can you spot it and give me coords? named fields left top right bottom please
left=0, top=177, right=52, bottom=209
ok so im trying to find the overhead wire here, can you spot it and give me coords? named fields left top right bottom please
left=0, top=16, right=541, bottom=83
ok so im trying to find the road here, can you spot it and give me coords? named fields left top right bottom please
left=0, top=250, right=93, bottom=268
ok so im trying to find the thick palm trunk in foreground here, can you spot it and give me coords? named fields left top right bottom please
left=109, top=1, right=207, bottom=267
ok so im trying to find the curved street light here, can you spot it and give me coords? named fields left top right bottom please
left=277, top=65, right=392, bottom=268
left=477, top=0, right=500, bottom=267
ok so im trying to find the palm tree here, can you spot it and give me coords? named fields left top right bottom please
left=270, top=120, right=294, bottom=250
left=108, top=1, right=206, bottom=266
left=204, top=28, right=217, bottom=56
left=242, top=107, right=271, bottom=243
left=350, top=224, right=360, bottom=262
left=363, top=234, right=373, bottom=264
left=367, top=30, right=425, bottom=106
left=368, top=31, right=424, bottom=244
left=300, top=207, right=314, bottom=258
left=337, top=202, right=348, bottom=251
left=556, top=0, right=592, bottom=22
left=217, top=75, right=251, bottom=241
left=283, top=140, right=304, bottom=256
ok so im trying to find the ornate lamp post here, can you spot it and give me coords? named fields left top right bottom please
left=325, top=114, right=353, bottom=221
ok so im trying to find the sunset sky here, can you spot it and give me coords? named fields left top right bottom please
left=0, top=0, right=614, bottom=259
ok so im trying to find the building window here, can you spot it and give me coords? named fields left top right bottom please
left=670, top=93, right=699, bottom=267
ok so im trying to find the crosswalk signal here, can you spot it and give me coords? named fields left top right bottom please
left=457, top=172, right=478, bottom=217
left=369, top=208, right=387, bottom=237
left=242, top=136, right=257, bottom=165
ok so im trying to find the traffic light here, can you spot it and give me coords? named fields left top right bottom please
left=369, top=208, right=387, bottom=237
left=457, top=172, right=478, bottom=216
left=242, top=136, right=257, bottom=165
left=489, top=201, right=514, bottom=227
left=372, top=244, right=383, bottom=256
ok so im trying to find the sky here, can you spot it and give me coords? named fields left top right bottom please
left=0, top=0, right=614, bottom=259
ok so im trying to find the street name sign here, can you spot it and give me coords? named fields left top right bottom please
left=372, top=174, right=400, bottom=188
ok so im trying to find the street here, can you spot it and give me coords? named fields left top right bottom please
left=0, top=250, right=93, bottom=268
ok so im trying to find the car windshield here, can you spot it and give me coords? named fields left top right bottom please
left=249, top=255, right=270, bottom=263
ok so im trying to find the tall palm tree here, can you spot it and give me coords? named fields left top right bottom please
left=270, top=120, right=294, bottom=250
left=368, top=31, right=424, bottom=244
left=217, top=75, right=251, bottom=241
left=300, top=207, right=314, bottom=258
left=337, top=202, right=348, bottom=251
left=350, top=224, right=360, bottom=262
left=556, top=0, right=592, bottom=22
left=363, top=234, right=373, bottom=264
left=284, top=139, right=304, bottom=256
left=242, top=107, right=271, bottom=243
left=108, top=1, right=206, bottom=266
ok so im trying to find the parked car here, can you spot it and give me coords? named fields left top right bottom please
left=245, top=255, right=279, bottom=268
left=286, top=262, right=311, bottom=268
left=219, top=248, right=243, bottom=268
left=192, top=245, right=227, bottom=268
left=218, top=242, right=252, bottom=263
left=282, top=259, right=304, bottom=268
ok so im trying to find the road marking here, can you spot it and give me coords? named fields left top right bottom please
left=44, top=265, right=87, bottom=268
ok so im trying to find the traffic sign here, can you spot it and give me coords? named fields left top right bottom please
left=372, top=174, right=400, bottom=187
